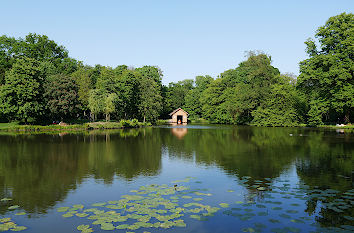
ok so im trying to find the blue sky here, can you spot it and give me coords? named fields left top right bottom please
left=1, top=0, right=352, bottom=84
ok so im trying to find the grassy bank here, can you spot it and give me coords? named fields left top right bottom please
left=319, top=124, right=354, bottom=129
left=0, top=120, right=151, bottom=132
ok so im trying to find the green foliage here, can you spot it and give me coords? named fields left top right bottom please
left=88, top=89, right=104, bottom=121
left=199, top=52, right=282, bottom=125
left=164, top=79, right=194, bottom=115
left=104, top=93, right=118, bottom=121
left=252, top=75, right=301, bottom=127
left=297, top=12, right=354, bottom=125
left=1, top=13, right=351, bottom=127
left=184, top=75, right=213, bottom=119
left=71, top=67, right=95, bottom=111
left=137, top=71, right=163, bottom=123
left=44, top=74, right=81, bottom=120
left=307, top=99, right=325, bottom=127
left=0, top=58, right=44, bottom=123
left=0, top=33, right=69, bottom=83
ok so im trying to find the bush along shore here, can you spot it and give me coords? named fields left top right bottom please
left=0, top=119, right=150, bottom=132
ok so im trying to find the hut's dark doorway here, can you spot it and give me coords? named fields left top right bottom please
left=177, top=115, right=183, bottom=124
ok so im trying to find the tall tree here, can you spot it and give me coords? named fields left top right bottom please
left=165, top=79, right=194, bottom=113
left=297, top=12, right=354, bottom=125
left=104, top=93, right=118, bottom=121
left=184, top=75, right=213, bottom=119
left=136, top=66, right=163, bottom=122
left=0, top=58, right=44, bottom=123
left=252, top=75, right=302, bottom=126
left=22, top=33, right=68, bottom=62
left=138, top=75, right=162, bottom=123
left=201, top=52, right=280, bottom=124
left=44, top=74, right=81, bottom=120
left=71, top=67, right=94, bottom=115
left=88, top=89, right=104, bottom=121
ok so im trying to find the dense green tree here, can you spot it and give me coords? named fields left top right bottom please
left=71, top=67, right=95, bottom=114
left=104, top=93, right=119, bottom=121
left=200, top=78, right=229, bottom=122
left=297, top=12, right=354, bottom=125
left=0, top=58, right=44, bottom=123
left=0, top=33, right=69, bottom=83
left=44, top=74, right=81, bottom=120
left=21, top=33, right=68, bottom=62
left=165, top=79, right=194, bottom=113
left=201, top=52, right=280, bottom=124
left=184, top=75, right=213, bottom=119
left=136, top=66, right=163, bottom=123
left=88, top=89, right=104, bottom=121
left=117, top=70, right=141, bottom=119
left=138, top=75, right=162, bottom=123
left=136, top=65, right=163, bottom=85
left=0, top=36, right=20, bottom=84
left=252, top=75, right=301, bottom=126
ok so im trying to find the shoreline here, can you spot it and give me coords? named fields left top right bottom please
left=0, top=121, right=352, bottom=133
left=0, top=120, right=151, bottom=132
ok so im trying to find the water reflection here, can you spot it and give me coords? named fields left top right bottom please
left=171, top=127, right=188, bottom=139
left=0, top=126, right=352, bottom=228
left=0, top=128, right=162, bottom=215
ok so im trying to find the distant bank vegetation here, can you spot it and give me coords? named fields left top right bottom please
left=0, top=12, right=353, bottom=127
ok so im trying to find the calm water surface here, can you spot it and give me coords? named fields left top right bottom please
left=0, top=125, right=353, bottom=233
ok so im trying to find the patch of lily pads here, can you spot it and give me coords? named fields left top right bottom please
left=0, top=218, right=27, bottom=232
left=228, top=175, right=354, bottom=232
left=57, top=180, right=225, bottom=232
left=0, top=198, right=28, bottom=232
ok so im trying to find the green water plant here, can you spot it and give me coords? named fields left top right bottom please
left=0, top=218, right=27, bottom=232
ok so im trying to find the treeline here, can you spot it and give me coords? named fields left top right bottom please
left=167, top=12, right=354, bottom=126
left=0, top=12, right=353, bottom=126
left=0, top=34, right=164, bottom=124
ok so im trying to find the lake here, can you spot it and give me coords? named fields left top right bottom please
left=0, top=125, right=353, bottom=233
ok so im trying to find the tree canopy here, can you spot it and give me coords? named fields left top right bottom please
left=297, top=12, right=354, bottom=125
left=0, top=13, right=352, bottom=126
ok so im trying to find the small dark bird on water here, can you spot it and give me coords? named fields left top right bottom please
left=174, top=184, right=177, bottom=190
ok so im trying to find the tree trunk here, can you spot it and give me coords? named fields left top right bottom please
left=143, top=115, right=146, bottom=123
left=344, top=112, right=350, bottom=124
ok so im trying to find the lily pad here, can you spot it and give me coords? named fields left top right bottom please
left=286, top=210, right=298, bottom=214
left=15, top=212, right=26, bottom=216
left=258, top=212, right=268, bottom=216
left=190, top=214, right=201, bottom=220
left=101, top=223, right=115, bottom=230
left=8, top=205, right=20, bottom=210
left=77, top=225, right=90, bottom=231
left=0, top=218, right=11, bottom=223
left=219, top=203, right=229, bottom=208
left=269, top=218, right=280, bottom=223
left=62, top=213, right=74, bottom=218
left=9, top=226, right=27, bottom=231
left=92, top=202, right=106, bottom=207
left=57, top=207, right=70, bottom=212
left=76, top=213, right=89, bottom=218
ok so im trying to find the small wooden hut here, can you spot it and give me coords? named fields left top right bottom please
left=169, top=108, right=189, bottom=124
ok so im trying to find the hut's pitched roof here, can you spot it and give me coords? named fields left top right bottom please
left=169, top=108, right=189, bottom=116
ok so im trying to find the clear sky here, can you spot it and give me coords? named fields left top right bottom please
left=1, top=0, right=352, bottom=84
